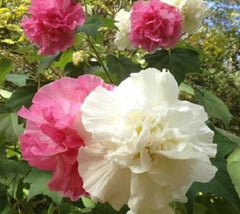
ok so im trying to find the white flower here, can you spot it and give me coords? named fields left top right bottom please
left=78, top=68, right=217, bottom=214
left=114, top=9, right=134, bottom=50
left=163, top=0, right=209, bottom=33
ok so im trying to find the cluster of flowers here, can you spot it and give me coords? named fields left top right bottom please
left=21, top=0, right=208, bottom=55
left=20, top=0, right=216, bottom=214
left=19, top=68, right=217, bottom=214
left=115, top=0, right=209, bottom=51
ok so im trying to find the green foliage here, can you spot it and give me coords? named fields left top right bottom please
left=24, top=168, right=63, bottom=204
left=227, top=148, right=240, bottom=198
left=194, top=89, right=233, bottom=127
left=107, top=54, right=141, bottom=84
left=6, top=86, right=37, bottom=112
left=144, top=48, right=200, bottom=84
left=186, top=127, right=240, bottom=214
left=0, top=113, right=23, bottom=142
left=0, top=57, right=12, bottom=83
left=77, top=15, right=105, bottom=39
left=0, top=0, right=239, bottom=214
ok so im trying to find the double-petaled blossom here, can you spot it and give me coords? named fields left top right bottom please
left=114, top=9, right=134, bottom=51
left=18, top=75, right=113, bottom=201
left=21, top=0, right=86, bottom=55
left=129, top=0, right=183, bottom=52
left=78, top=68, right=217, bottom=214
left=162, top=0, right=209, bottom=33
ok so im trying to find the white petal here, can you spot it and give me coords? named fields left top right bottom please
left=150, top=155, right=217, bottom=202
left=81, top=86, right=123, bottom=141
left=128, top=173, right=173, bottom=214
left=78, top=146, right=130, bottom=210
left=117, top=68, right=179, bottom=106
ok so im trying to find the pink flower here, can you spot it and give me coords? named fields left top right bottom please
left=18, top=75, right=113, bottom=201
left=130, top=0, right=183, bottom=52
left=21, top=0, right=85, bottom=55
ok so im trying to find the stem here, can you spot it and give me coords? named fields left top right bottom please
left=87, top=36, right=114, bottom=84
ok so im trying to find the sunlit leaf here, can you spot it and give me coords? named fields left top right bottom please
left=227, top=148, right=240, bottom=198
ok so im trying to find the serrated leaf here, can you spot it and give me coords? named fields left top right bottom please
left=195, top=89, right=232, bottom=127
left=0, top=57, right=12, bottom=83
left=0, top=113, right=24, bottom=142
left=106, top=54, right=141, bottom=84
left=186, top=128, right=240, bottom=214
left=144, top=48, right=200, bottom=84
left=24, top=168, right=62, bottom=204
left=5, top=86, right=37, bottom=112
left=77, top=15, right=104, bottom=39
left=5, top=74, right=28, bottom=87
left=227, top=148, right=240, bottom=198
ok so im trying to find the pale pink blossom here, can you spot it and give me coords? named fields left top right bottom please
left=18, top=75, right=113, bottom=201
left=21, top=0, right=85, bottom=55
left=130, top=0, right=183, bottom=52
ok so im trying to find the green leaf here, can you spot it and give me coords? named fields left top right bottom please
left=179, top=83, right=195, bottom=96
left=195, top=195, right=240, bottom=214
left=38, top=54, right=59, bottom=72
left=0, top=184, right=7, bottom=212
left=107, top=54, right=141, bottom=84
left=90, top=203, right=129, bottom=214
left=102, top=17, right=118, bottom=30
left=227, top=148, right=240, bottom=198
left=5, top=86, right=37, bottom=112
left=82, top=197, right=95, bottom=208
left=0, top=57, right=12, bottom=83
left=0, top=89, right=12, bottom=99
left=5, top=74, right=28, bottom=87
left=144, top=48, right=200, bottom=84
left=53, top=49, right=73, bottom=70
left=0, top=160, right=31, bottom=198
left=0, top=113, right=24, bottom=142
left=64, top=62, right=84, bottom=78
left=77, top=15, right=104, bottom=39
left=186, top=128, right=240, bottom=214
left=195, top=89, right=232, bottom=127
left=214, top=127, right=240, bottom=146
left=24, top=168, right=62, bottom=204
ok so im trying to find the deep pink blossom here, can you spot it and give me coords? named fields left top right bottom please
left=18, top=75, right=113, bottom=201
left=21, top=0, right=85, bottom=55
left=130, top=0, right=183, bottom=52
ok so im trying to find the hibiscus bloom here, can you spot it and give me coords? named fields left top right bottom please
left=129, top=0, right=183, bottom=52
left=78, top=68, right=217, bottom=214
left=21, top=0, right=85, bottom=55
left=18, top=75, right=112, bottom=200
